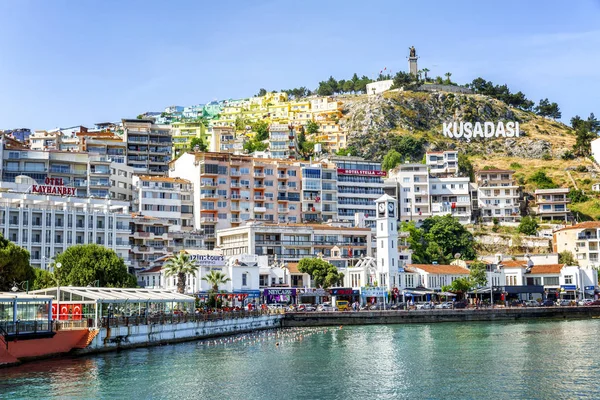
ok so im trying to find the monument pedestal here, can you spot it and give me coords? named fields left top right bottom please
left=408, top=56, right=418, bottom=76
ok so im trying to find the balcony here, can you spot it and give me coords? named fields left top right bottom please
left=200, top=193, right=217, bottom=199
left=578, top=234, right=598, bottom=240
left=231, top=182, right=240, bottom=188
left=200, top=216, right=216, bottom=223
left=254, top=207, right=267, bottom=213
left=230, top=171, right=241, bottom=177
left=254, top=172, right=265, bottom=178
left=231, top=194, right=241, bottom=200
left=254, top=195, right=265, bottom=201
left=278, top=208, right=289, bottom=213
left=230, top=218, right=240, bottom=223
left=200, top=182, right=217, bottom=188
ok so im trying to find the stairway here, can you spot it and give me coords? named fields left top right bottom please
left=73, top=329, right=100, bottom=349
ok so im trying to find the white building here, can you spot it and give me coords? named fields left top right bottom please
left=474, top=169, right=522, bottom=223
left=269, top=124, right=295, bottom=159
left=534, top=188, right=570, bottom=222
left=0, top=188, right=130, bottom=271
left=591, top=137, right=600, bottom=163
left=386, top=163, right=431, bottom=224
left=429, top=176, right=471, bottom=223
left=298, top=161, right=338, bottom=223
left=366, top=80, right=393, bottom=95
left=426, top=150, right=458, bottom=176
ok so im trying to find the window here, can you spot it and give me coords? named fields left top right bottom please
left=403, top=177, right=410, bottom=183
left=564, top=275, right=573, bottom=284
left=242, top=273, right=247, bottom=286
left=432, top=184, right=437, bottom=189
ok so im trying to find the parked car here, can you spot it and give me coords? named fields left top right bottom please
left=317, top=302, right=333, bottom=312
left=335, top=300, right=350, bottom=311
left=541, top=299, right=555, bottom=307
left=578, top=299, right=593, bottom=306
left=297, top=304, right=316, bottom=312
left=435, top=302, right=453, bottom=309
left=416, top=303, right=433, bottom=310
left=557, top=299, right=573, bottom=307
left=586, top=299, right=600, bottom=306
left=453, top=300, right=468, bottom=309
left=523, top=300, right=540, bottom=307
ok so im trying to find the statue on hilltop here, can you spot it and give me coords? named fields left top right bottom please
left=409, top=46, right=416, bottom=58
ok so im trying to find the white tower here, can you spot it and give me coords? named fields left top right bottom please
left=375, top=194, right=399, bottom=290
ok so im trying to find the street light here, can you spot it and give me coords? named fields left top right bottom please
left=11, top=281, right=29, bottom=294
left=53, top=262, right=62, bottom=321
left=87, top=280, right=100, bottom=288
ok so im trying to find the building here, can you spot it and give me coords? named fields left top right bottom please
left=3, top=128, right=31, bottom=142
left=325, top=156, right=385, bottom=229
left=426, top=150, right=458, bottom=176
left=591, top=137, right=600, bottom=163
left=404, top=264, right=470, bottom=291
left=216, top=221, right=373, bottom=270
left=213, top=126, right=237, bottom=153
left=553, top=222, right=600, bottom=267
left=366, top=80, right=393, bottom=95
left=129, top=215, right=172, bottom=271
left=109, top=163, right=135, bottom=202
left=269, top=124, right=296, bottom=159
left=170, top=152, right=302, bottom=249
left=429, top=176, right=471, bottom=223
left=298, top=161, right=338, bottom=223
left=132, top=175, right=194, bottom=232
left=28, top=130, right=62, bottom=151
left=385, top=163, right=431, bottom=224
left=474, top=169, right=522, bottom=223
left=0, top=189, right=130, bottom=271
left=534, top=188, right=571, bottom=222
left=171, top=121, right=211, bottom=159
left=122, top=119, right=172, bottom=175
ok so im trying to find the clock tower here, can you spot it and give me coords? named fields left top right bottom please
left=375, top=194, right=399, bottom=290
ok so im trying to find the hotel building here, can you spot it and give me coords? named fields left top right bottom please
left=474, top=169, right=523, bottom=223
left=553, top=222, right=600, bottom=268
left=385, top=163, right=431, bottom=224
left=534, top=188, right=571, bottom=222
left=0, top=187, right=130, bottom=271
left=170, top=152, right=302, bottom=249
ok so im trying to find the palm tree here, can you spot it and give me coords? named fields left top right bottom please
left=445, top=72, right=452, bottom=84
left=422, top=68, right=430, bottom=81
left=163, top=252, right=197, bottom=294
left=202, top=270, right=231, bottom=293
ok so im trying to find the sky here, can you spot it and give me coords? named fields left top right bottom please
left=0, top=0, right=599, bottom=130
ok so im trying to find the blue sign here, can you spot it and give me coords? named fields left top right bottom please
left=585, top=286, right=595, bottom=291
left=561, top=285, right=577, bottom=291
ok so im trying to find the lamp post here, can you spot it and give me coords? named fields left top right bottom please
left=11, top=281, right=29, bottom=294
left=53, top=262, right=62, bottom=321
left=87, top=280, right=100, bottom=288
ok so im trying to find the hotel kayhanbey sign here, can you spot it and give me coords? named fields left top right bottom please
left=30, top=178, right=77, bottom=196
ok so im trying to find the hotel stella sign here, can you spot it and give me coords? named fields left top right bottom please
left=31, top=178, right=77, bottom=196
left=337, top=168, right=387, bottom=177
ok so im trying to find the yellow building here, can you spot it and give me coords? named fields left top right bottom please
left=171, top=121, right=210, bottom=158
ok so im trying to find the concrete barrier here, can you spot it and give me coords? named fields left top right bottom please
left=282, top=307, right=600, bottom=327
left=80, top=314, right=283, bottom=354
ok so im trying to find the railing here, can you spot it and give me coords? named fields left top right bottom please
left=100, top=310, right=280, bottom=328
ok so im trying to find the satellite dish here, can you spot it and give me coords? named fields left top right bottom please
left=454, top=253, right=461, bottom=259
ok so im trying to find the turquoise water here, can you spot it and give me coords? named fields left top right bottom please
left=2, top=319, right=600, bottom=399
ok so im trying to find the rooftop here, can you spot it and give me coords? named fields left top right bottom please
left=407, top=264, right=470, bottom=275
left=554, top=221, right=600, bottom=232
left=499, top=260, right=528, bottom=268
left=136, top=175, right=191, bottom=184
left=30, top=286, right=194, bottom=303
left=527, top=264, right=565, bottom=274
left=535, top=188, right=569, bottom=194
left=476, top=169, right=515, bottom=174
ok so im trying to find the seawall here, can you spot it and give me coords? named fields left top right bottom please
left=282, top=307, right=600, bottom=327
left=79, top=314, right=283, bottom=355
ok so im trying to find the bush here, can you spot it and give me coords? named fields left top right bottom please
left=575, top=165, right=588, bottom=173
left=518, top=216, right=539, bottom=236
left=528, top=171, right=558, bottom=189
left=542, top=153, right=552, bottom=161
left=510, top=162, right=522, bottom=169
left=561, top=150, right=575, bottom=160
left=568, top=189, right=589, bottom=203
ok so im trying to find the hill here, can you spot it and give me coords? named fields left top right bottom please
left=338, top=89, right=600, bottom=219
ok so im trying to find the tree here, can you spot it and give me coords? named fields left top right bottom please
left=528, top=171, right=558, bottom=189
left=567, top=189, right=589, bottom=204
left=535, top=98, right=562, bottom=119
left=31, top=268, right=57, bottom=290
left=391, top=71, right=421, bottom=91
left=572, top=113, right=599, bottom=156
left=202, top=270, right=231, bottom=292
left=0, top=234, right=34, bottom=291
left=53, top=244, right=137, bottom=288
left=390, top=135, right=425, bottom=161
left=336, top=146, right=357, bottom=156
left=458, top=153, right=474, bottom=181
left=422, top=68, right=430, bottom=81
left=305, top=120, right=320, bottom=136
left=518, top=216, right=539, bottom=236
left=252, top=120, right=270, bottom=141
left=444, top=72, right=452, bottom=84
left=442, top=277, right=472, bottom=298
left=559, top=250, right=578, bottom=266
left=382, top=149, right=403, bottom=171
left=469, top=261, right=488, bottom=288
left=190, top=137, right=208, bottom=152
left=298, top=258, right=344, bottom=288
left=256, top=88, right=267, bottom=97
left=403, top=215, right=475, bottom=264
left=163, top=252, right=197, bottom=294
left=244, top=139, right=268, bottom=153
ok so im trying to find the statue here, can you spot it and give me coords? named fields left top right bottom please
left=409, top=46, right=416, bottom=58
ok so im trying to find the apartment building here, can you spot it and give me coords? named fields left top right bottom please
left=429, top=176, right=471, bottom=223
left=213, top=126, right=239, bottom=153
left=299, top=162, right=338, bottom=223
left=269, top=124, right=296, bottom=159
left=28, top=130, right=62, bottom=151
left=534, top=188, right=570, bottom=222
left=474, top=169, right=522, bottom=223
left=122, top=119, right=172, bottom=175
left=129, top=215, right=172, bottom=271
left=170, top=152, right=302, bottom=249
left=553, top=222, right=600, bottom=268
left=310, top=97, right=345, bottom=151
left=109, top=163, right=135, bottom=202
left=385, top=163, right=431, bottom=224
left=426, top=150, right=458, bottom=176
left=171, top=121, right=211, bottom=158
left=325, top=156, right=385, bottom=229
left=132, top=175, right=194, bottom=232
left=0, top=188, right=130, bottom=271
left=216, top=221, right=373, bottom=270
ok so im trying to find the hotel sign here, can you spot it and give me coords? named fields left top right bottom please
left=31, top=178, right=76, bottom=196
left=337, top=169, right=386, bottom=177
left=189, top=254, right=225, bottom=266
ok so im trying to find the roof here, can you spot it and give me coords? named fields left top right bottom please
left=535, top=188, right=569, bottom=194
left=139, top=266, right=162, bottom=274
left=407, top=264, right=470, bottom=275
left=254, top=223, right=371, bottom=232
left=0, top=292, right=54, bottom=301
left=528, top=264, right=565, bottom=274
left=287, top=262, right=300, bottom=274
left=136, top=175, right=190, bottom=184
left=29, top=287, right=194, bottom=303
left=554, top=221, right=600, bottom=232
left=476, top=169, right=515, bottom=174
left=499, top=260, right=528, bottom=268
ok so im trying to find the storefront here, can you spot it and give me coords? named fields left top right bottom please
left=263, top=288, right=296, bottom=305
left=329, top=288, right=360, bottom=304
left=360, top=287, right=388, bottom=306
left=297, top=288, right=329, bottom=305
left=560, top=285, right=577, bottom=300
left=504, top=285, right=545, bottom=301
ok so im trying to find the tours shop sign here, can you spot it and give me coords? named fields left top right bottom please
left=443, top=121, right=520, bottom=140
left=31, top=178, right=77, bottom=196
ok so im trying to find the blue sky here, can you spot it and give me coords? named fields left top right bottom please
left=1, top=0, right=599, bottom=130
